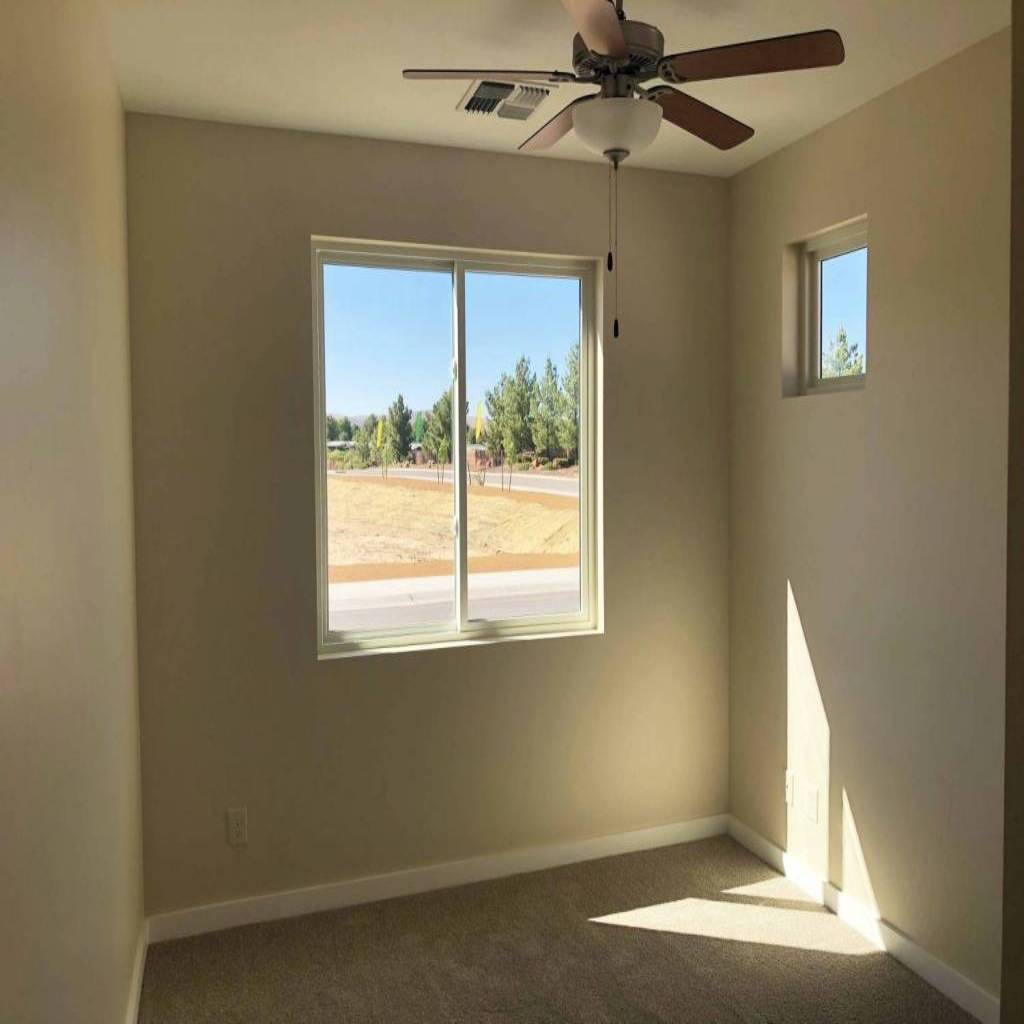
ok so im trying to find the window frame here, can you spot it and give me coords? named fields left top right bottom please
left=311, top=236, right=602, bottom=659
left=800, top=220, right=869, bottom=394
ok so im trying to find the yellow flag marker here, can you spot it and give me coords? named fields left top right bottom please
left=474, top=402, right=484, bottom=443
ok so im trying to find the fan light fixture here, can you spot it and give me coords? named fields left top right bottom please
left=404, top=0, right=846, bottom=339
left=572, top=96, right=662, bottom=163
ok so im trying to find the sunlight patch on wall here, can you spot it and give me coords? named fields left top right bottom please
left=723, top=875, right=820, bottom=905
left=837, top=788, right=884, bottom=945
left=787, top=580, right=830, bottom=881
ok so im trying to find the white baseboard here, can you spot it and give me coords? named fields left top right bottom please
left=124, top=918, right=149, bottom=1024
left=727, top=815, right=1000, bottom=1024
left=147, top=813, right=730, bottom=943
left=142, top=811, right=998, bottom=1024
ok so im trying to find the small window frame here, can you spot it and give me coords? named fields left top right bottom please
left=311, top=237, right=603, bottom=660
left=800, top=220, right=869, bottom=394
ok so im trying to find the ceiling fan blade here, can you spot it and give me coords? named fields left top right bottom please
left=648, top=87, right=753, bottom=150
left=519, top=94, right=594, bottom=152
left=659, top=29, right=844, bottom=84
left=404, top=69, right=578, bottom=84
left=561, top=0, right=628, bottom=59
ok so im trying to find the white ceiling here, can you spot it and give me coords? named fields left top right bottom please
left=100, top=0, right=1010, bottom=176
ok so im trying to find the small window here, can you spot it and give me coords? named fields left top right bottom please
left=312, top=238, right=601, bottom=658
left=801, top=221, right=868, bottom=392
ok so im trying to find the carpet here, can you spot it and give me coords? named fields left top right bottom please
left=138, top=835, right=977, bottom=1023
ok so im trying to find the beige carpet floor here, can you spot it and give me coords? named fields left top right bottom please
left=138, top=835, right=977, bottom=1023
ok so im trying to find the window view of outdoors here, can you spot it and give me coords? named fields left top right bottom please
left=322, top=262, right=585, bottom=637
left=323, top=263, right=455, bottom=633
left=465, top=272, right=582, bottom=621
left=820, top=246, right=867, bottom=378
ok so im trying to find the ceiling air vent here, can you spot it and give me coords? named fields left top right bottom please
left=457, top=81, right=554, bottom=121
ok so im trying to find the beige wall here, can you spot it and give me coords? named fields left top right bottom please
left=1003, top=3, right=1023, bottom=1020
left=729, top=30, right=1011, bottom=995
left=0, top=2, right=144, bottom=1022
left=125, top=114, right=731, bottom=914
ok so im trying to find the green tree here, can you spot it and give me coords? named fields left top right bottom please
left=501, top=356, right=535, bottom=466
left=484, top=379, right=508, bottom=487
left=357, top=413, right=379, bottom=466
left=337, top=416, right=353, bottom=441
left=531, top=358, right=561, bottom=460
left=822, top=324, right=864, bottom=378
left=423, top=388, right=453, bottom=482
left=388, top=393, right=414, bottom=461
left=413, top=411, right=425, bottom=444
left=358, top=413, right=378, bottom=466
left=326, top=415, right=341, bottom=442
left=557, top=341, right=580, bottom=464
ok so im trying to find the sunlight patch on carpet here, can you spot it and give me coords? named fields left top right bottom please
left=591, top=898, right=878, bottom=955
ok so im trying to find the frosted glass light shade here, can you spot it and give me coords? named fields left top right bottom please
left=572, top=97, right=663, bottom=159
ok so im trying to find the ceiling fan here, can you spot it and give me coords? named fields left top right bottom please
left=403, top=0, right=846, bottom=164
left=404, top=0, right=845, bottom=339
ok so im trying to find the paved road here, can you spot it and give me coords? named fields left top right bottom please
left=329, top=567, right=580, bottom=631
left=337, top=466, right=579, bottom=498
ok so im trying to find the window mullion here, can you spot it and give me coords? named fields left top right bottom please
left=453, top=263, right=469, bottom=632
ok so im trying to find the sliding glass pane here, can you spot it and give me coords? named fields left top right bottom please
left=322, top=263, right=455, bottom=633
left=464, top=271, right=582, bottom=621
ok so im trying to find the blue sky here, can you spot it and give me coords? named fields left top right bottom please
left=323, top=265, right=579, bottom=418
left=820, top=247, right=868, bottom=366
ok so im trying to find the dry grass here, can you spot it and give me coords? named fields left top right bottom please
left=327, top=476, right=579, bottom=579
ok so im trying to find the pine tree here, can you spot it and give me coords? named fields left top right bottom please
left=557, top=341, right=580, bottom=464
left=388, top=393, right=413, bottom=461
left=484, top=377, right=508, bottom=485
left=423, top=388, right=453, bottom=482
left=531, top=358, right=561, bottom=460
left=821, top=325, right=864, bottom=378
left=501, top=356, right=535, bottom=465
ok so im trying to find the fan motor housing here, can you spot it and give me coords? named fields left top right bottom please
left=572, top=20, right=664, bottom=79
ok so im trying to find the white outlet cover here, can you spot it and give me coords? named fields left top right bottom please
left=226, top=806, right=248, bottom=846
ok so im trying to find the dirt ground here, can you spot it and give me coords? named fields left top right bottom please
left=327, top=475, right=579, bottom=582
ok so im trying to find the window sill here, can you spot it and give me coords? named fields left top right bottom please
left=800, top=374, right=866, bottom=396
left=318, top=622, right=604, bottom=660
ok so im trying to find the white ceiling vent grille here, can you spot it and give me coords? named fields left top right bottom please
left=456, top=81, right=555, bottom=121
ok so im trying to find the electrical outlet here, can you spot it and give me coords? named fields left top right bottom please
left=226, top=806, right=248, bottom=846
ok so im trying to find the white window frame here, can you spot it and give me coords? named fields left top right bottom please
left=311, top=236, right=603, bottom=659
left=800, top=219, right=868, bottom=394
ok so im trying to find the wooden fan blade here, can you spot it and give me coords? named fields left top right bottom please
left=519, top=95, right=594, bottom=152
left=404, top=69, right=577, bottom=83
left=659, top=29, right=844, bottom=84
left=561, top=0, right=628, bottom=59
left=649, top=87, right=753, bottom=150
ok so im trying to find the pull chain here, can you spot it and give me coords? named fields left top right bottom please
left=607, top=160, right=620, bottom=339
left=613, top=160, right=619, bottom=339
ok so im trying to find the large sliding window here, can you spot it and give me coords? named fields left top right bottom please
left=312, top=238, right=600, bottom=657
